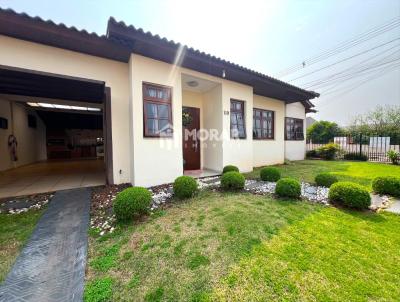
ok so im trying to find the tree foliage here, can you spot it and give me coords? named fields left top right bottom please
left=347, top=105, right=400, bottom=138
left=307, top=120, right=343, bottom=143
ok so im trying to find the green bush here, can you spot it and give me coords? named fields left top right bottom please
left=315, top=173, right=338, bottom=188
left=387, top=150, right=399, bottom=165
left=372, top=176, right=400, bottom=197
left=173, top=176, right=198, bottom=199
left=113, top=187, right=152, bottom=221
left=221, top=171, right=245, bottom=191
left=328, top=182, right=371, bottom=209
left=316, top=143, right=341, bottom=160
left=260, top=167, right=281, bottom=182
left=306, top=150, right=319, bottom=158
left=223, top=165, right=239, bottom=174
left=275, top=178, right=301, bottom=198
left=343, top=153, right=368, bottom=161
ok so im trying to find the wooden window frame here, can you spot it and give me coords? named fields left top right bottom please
left=230, top=99, right=246, bottom=139
left=253, top=108, right=275, bottom=140
left=285, top=117, right=304, bottom=141
left=143, top=82, right=173, bottom=138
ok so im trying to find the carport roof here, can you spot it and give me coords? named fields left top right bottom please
left=0, top=64, right=106, bottom=103
left=0, top=8, right=319, bottom=110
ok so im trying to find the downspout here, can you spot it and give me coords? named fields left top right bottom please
left=283, top=102, right=286, bottom=162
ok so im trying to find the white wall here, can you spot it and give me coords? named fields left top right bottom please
left=0, top=35, right=130, bottom=184
left=0, top=98, right=46, bottom=171
left=129, top=54, right=183, bottom=187
left=253, top=95, right=285, bottom=167
left=285, top=102, right=306, bottom=161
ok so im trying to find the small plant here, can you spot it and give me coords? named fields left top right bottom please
left=372, top=176, right=400, bottom=197
left=343, top=153, right=368, bottom=161
left=222, top=165, right=239, bottom=174
left=84, top=277, right=114, bottom=302
left=221, top=171, right=245, bottom=191
left=275, top=178, right=301, bottom=198
left=173, top=176, right=198, bottom=199
left=260, top=167, right=281, bottom=182
left=113, top=187, right=152, bottom=221
left=316, top=143, right=341, bottom=160
left=328, top=182, right=371, bottom=209
left=315, top=172, right=338, bottom=188
left=387, top=150, right=399, bottom=165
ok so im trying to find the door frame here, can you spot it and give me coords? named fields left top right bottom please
left=103, top=87, right=114, bottom=184
left=182, top=106, right=201, bottom=170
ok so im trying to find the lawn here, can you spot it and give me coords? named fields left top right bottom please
left=0, top=208, right=44, bottom=282
left=85, top=190, right=400, bottom=301
left=246, top=160, right=400, bottom=189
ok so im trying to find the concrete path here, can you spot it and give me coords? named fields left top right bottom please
left=385, top=199, right=400, bottom=214
left=0, top=188, right=91, bottom=302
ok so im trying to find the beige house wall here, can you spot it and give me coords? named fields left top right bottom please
left=129, top=54, right=183, bottom=187
left=285, top=102, right=306, bottom=161
left=0, top=35, right=131, bottom=184
left=222, top=81, right=254, bottom=173
left=253, top=95, right=285, bottom=167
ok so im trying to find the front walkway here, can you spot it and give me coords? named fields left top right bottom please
left=0, top=159, right=105, bottom=198
left=0, top=188, right=91, bottom=302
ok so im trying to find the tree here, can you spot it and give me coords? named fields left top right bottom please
left=307, top=120, right=343, bottom=143
left=347, top=105, right=400, bottom=138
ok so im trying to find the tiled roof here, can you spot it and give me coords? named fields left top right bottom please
left=108, top=17, right=319, bottom=101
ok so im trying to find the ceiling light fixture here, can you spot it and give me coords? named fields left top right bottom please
left=26, top=102, right=101, bottom=112
left=187, top=80, right=199, bottom=87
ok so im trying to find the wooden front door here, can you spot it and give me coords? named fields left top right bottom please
left=183, top=106, right=200, bottom=170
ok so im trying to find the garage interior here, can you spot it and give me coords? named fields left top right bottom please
left=0, top=65, right=112, bottom=199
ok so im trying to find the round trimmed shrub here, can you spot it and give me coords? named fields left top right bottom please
left=222, top=165, right=239, bottom=174
left=260, top=167, right=281, bottom=182
left=328, top=182, right=371, bottom=209
left=221, top=171, right=245, bottom=191
left=113, top=187, right=152, bottom=221
left=173, top=176, right=198, bottom=199
left=372, top=176, right=400, bottom=197
left=275, top=178, right=301, bottom=198
left=315, top=172, right=338, bottom=188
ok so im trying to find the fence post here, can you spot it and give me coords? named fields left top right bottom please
left=359, top=133, right=363, bottom=157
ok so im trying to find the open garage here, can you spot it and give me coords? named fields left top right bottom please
left=0, top=65, right=113, bottom=198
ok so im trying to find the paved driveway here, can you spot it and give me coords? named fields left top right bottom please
left=0, top=188, right=91, bottom=302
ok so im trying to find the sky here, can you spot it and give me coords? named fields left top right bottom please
left=0, top=0, right=399, bottom=126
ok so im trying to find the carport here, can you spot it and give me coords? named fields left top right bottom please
left=0, top=64, right=113, bottom=198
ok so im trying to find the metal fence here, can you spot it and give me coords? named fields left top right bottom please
left=306, top=134, right=400, bottom=162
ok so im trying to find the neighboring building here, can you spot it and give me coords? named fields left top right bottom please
left=306, top=116, right=317, bottom=129
left=0, top=9, right=319, bottom=188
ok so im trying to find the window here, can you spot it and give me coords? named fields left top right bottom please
left=230, top=99, right=246, bottom=139
left=253, top=109, right=274, bottom=139
left=143, top=82, right=173, bottom=137
left=285, top=117, right=304, bottom=140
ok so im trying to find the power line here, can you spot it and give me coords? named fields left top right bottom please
left=315, top=63, right=400, bottom=110
left=275, top=17, right=400, bottom=77
left=301, top=44, right=400, bottom=88
left=287, top=38, right=400, bottom=83
left=322, top=62, right=400, bottom=97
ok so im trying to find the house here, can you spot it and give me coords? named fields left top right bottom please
left=0, top=8, right=319, bottom=192
left=306, top=116, right=317, bottom=129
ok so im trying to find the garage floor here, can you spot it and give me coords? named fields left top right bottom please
left=0, top=159, right=105, bottom=199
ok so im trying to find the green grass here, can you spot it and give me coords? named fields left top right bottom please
left=246, top=160, right=400, bottom=189
left=85, top=189, right=400, bottom=301
left=214, top=209, right=400, bottom=301
left=85, top=191, right=319, bottom=301
left=0, top=208, right=44, bottom=282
